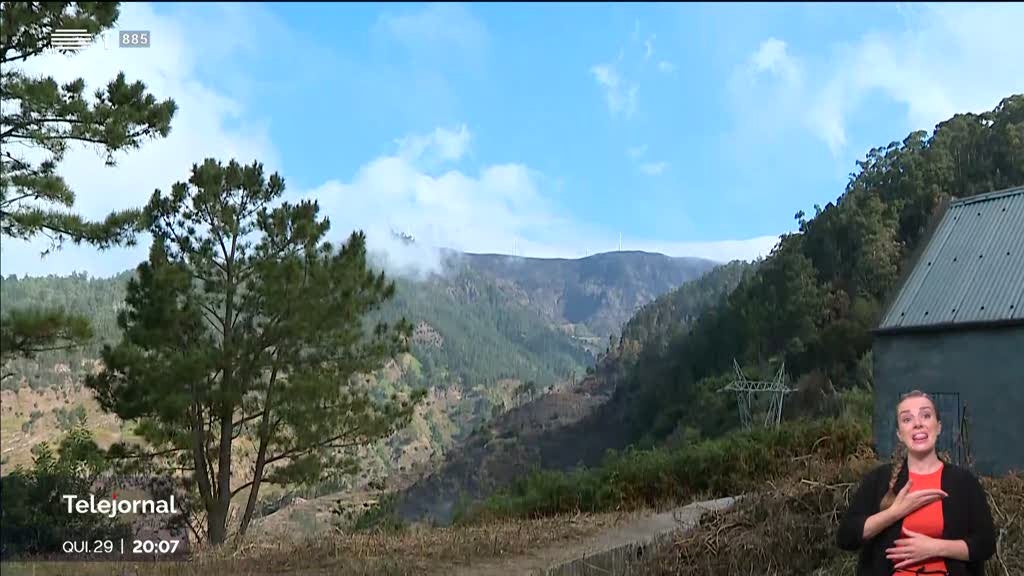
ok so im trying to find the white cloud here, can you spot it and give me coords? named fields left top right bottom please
left=296, top=126, right=770, bottom=276
left=736, top=5, right=1024, bottom=156
left=590, top=62, right=638, bottom=119
left=639, top=162, right=668, bottom=176
left=751, top=38, right=801, bottom=86
left=627, top=145, right=648, bottom=159
left=592, top=23, right=673, bottom=117
left=295, top=131, right=569, bottom=277
left=376, top=3, right=488, bottom=57
left=752, top=38, right=787, bottom=74
left=0, top=6, right=776, bottom=280
left=1, top=3, right=277, bottom=278
left=811, top=4, right=1024, bottom=154
left=626, top=145, right=667, bottom=176
left=395, top=125, right=472, bottom=166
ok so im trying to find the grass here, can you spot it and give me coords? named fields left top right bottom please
left=5, top=411, right=1019, bottom=576
left=1, top=512, right=626, bottom=576
left=0, top=385, right=128, bottom=472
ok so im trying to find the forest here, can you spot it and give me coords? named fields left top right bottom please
left=1, top=1, right=1022, bottom=566
left=605, top=94, right=1023, bottom=446
left=0, top=265, right=590, bottom=394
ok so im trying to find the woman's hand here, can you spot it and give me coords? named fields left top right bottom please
left=889, top=479, right=947, bottom=520
left=886, top=528, right=942, bottom=569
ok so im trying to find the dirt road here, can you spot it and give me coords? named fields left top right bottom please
left=449, top=497, right=736, bottom=576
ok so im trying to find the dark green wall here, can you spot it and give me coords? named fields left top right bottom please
left=873, top=325, right=1024, bottom=476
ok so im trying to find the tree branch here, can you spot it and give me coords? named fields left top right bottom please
left=107, top=446, right=186, bottom=461
left=231, top=410, right=265, bottom=431
left=198, top=301, right=225, bottom=331
left=230, top=479, right=255, bottom=500
left=262, top=427, right=364, bottom=468
left=5, top=127, right=155, bottom=146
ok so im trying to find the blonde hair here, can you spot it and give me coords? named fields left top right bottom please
left=879, top=390, right=942, bottom=511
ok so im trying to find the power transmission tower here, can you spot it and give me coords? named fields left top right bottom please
left=720, top=359, right=794, bottom=429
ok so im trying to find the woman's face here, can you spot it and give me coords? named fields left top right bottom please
left=896, top=395, right=942, bottom=457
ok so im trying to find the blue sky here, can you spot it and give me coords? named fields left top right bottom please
left=3, top=2, right=1022, bottom=277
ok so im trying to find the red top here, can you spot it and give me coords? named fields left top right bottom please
left=894, top=463, right=948, bottom=575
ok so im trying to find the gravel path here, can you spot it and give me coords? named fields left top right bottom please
left=450, top=496, right=736, bottom=576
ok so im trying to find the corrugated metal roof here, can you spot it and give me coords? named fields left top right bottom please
left=878, top=185, right=1024, bottom=332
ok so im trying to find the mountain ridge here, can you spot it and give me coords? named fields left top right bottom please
left=0, top=249, right=718, bottom=480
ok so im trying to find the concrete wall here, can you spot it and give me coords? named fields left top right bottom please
left=873, top=325, right=1024, bottom=476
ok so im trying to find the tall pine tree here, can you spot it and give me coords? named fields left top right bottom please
left=88, top=159, right=421, bottom=545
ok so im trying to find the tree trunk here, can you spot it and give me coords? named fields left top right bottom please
left=237, top=424, right=269, bottom=538
left=213, top=254, right=236, bottom=546
left=237, top=365, right=279, bottom=539
left=213, top=409, right=233, bottom=545
left=190, top=404, right=219, bottom=544
left=207, top=501, right=229, bottom=545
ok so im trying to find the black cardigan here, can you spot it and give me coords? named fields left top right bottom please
left=837, top=461, right=996, bottom=576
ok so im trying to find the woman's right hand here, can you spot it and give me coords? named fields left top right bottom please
left=889, top=480, right=948, bottom=520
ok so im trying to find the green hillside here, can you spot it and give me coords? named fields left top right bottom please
left=0, top=249, right=715, bottom=477
left=382, top=266, right=592, bottom=393
left=602, top=94, right=1024, bottom=447
left=398, top=94, right=1024, bottom=528
left=0, top=272, right=130, bottom=390
left=618, top=260, right=755, bottom=354
left=458, top=251, right=716, bottom=351
left=392, top=260, right=752, bottom=523
left=1, top=249, right=717, bottom=395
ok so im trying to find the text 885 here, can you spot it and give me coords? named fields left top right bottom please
left=119, top=30, right=150, bottom=48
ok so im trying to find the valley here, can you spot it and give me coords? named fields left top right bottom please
left=0, top=249, right=716, bottom=515
left=2, top=3, right=1022, bottom=573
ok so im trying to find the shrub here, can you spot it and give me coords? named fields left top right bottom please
left=459, top=416, right=871, bottom=523
left=347, top=494, right=406, bottom=533
left=0, top=428, right=131, bottom=559
left=642, top=458, right=1023, bottom=576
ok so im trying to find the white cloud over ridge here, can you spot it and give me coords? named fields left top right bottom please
left=1, top=5, right=777, bottom=281
left=302, top=126, right=772, bottom=277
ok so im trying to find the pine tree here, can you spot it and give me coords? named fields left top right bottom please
left=0, top=2, right=177, bottom=372
left=87, top=158, right=421, bottom=545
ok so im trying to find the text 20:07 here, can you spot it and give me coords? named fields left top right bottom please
left=133, top=539, right=180, bottom=554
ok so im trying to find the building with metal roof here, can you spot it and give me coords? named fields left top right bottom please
left=873, top=185, right=1024, bottom=476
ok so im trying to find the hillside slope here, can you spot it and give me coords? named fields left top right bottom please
left=394, top=261, right=752, bottom=523
left=455, top=251, right=716, bottom=352
left=607, top=94, right=1024, bottom=449
left=0, top=250, right=712, bottom=478
left=393, top=94, right=1024, bottom=526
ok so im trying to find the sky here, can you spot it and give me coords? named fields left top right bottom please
left=3, top=2, right=1023, bottom=278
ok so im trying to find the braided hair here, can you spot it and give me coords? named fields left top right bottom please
left=879, top=390, right=942, bottom=511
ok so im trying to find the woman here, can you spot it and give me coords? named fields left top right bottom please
left=837, top=390, right=996, bottom=575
